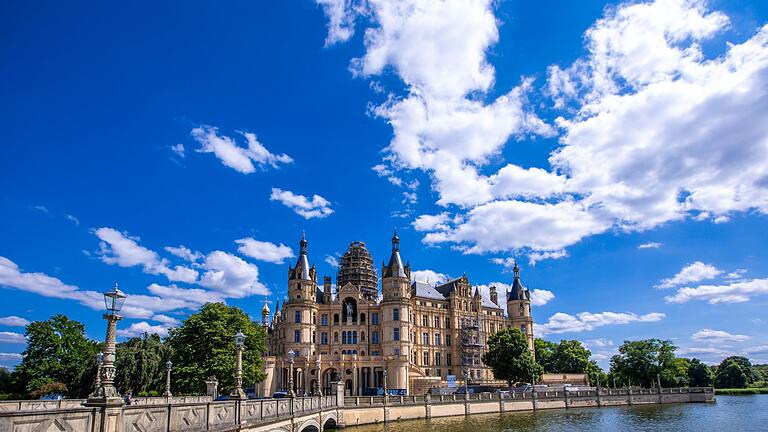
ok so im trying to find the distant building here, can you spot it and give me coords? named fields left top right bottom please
left=259, top=231, right=534, bottom=396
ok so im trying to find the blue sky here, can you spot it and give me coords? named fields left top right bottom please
left=1, top=0, right=767, bottom=369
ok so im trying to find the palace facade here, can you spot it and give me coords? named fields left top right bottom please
left=259, top=231, right=534, bottom=396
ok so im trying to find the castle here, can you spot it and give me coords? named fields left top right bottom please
left=259, top=231, right=534, bottom=396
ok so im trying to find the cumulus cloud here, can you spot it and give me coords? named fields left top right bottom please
left=270, top=188, right=334, bottom=219
left=324, top=255, right=339, bottom=268
left=638, top=242, right=662, bottom=249
left=530, top=289, right=555, bottom=306
left=0, top=331, right=26, bottom=343
left=198, top=251, right=269, bottom=298
left=0, top=316, right=30, bottom=327
left=191, top=125, right=292, bottom=173
left=235, top=238, right=295, bottom=264
left=528, top=250, right=568, bottom=266
left=94, top=227, right=198, bottom=283
left=536, top=311, right=665, bottom=336
left=655, top=261, right=722, bottom=289
left=316, top=0, right=357, bottom=45
left=411, top=269, right=449, bottom=284
left=320, top=0, right=768, bottom=261
left=0, top=352, right=23, bottom=362
left=412, top=213, right=450, bottom=232
left=164, top=245, right=203, bottom=263
left=691, top=329, right=750, bottom=342
left=665, top=277, right=768, bottom=304
left=117, top=321, right=171, bottom=338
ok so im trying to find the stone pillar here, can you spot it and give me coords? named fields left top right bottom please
left=205, top=376, right=219, bottom=400
left=335, top=381, right=346, bottom=428
left=627, top=386, right=633, bottom=405
left=564, top=389, right=570, bottom=409
left=424, top=392, right=431, bottom=419
left=532, top=390, right=538, bottom=411
left=596, top=383, right=602, bottom=407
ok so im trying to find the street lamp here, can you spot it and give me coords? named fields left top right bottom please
left=315, top=356, right=322, bottom=396
left=287, top=350, right=296, bottom=398
left=164, top=359, right=173, bottom=397
left=231, top=330, right=247, bottom=399
left=86, top=283, right=126, bottom=407
left=463, top=369, right=469, bottom=399
left=383, top=369, right=388, bottom=401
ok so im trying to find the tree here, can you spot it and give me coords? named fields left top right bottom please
left=608, top=339, right=677, bottom=388
left=687, top=358, right=713, bottom=387
left=663, top=357, right=690, bottom=387
left=13, top=315, right=100, bottom=398
left=715, top=356, right=755, bottom=388
left=166, top=303, right=267, bottom=395
left=534, top=338, right=557, bottom=372
left=115, top=333, right=172, bottom=395
left=552, top=340, right=591, bottom=373
left=586, top=360, right=608, bottom=387
left=482, top=328, right=542, bottom=385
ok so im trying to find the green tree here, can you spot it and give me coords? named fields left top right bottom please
left=115, top=333, right=172, bottom=395
left=13, top=315, right=100, bottom=398
left=551, top=340, right=592, bottom=373
left=663, top=357, right=690, bottom=387
left=534, top=338, right=557, bottom=372
left=586, top=360, right=608, bottom=387
left=166, top=303, right=267, bottom=395
left=715, top=356, right=755, bottom=388
left=482, top=329, right=542, bottom=385
left=609, top=339, right=677, bottom=388
left=687, top=358, right=713, bottom=387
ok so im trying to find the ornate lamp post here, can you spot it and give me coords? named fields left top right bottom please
left=86, top=283, right=127, bottom=407
left=287, top=350, right=296, bottom=397
left=231, top=330, right=247, bottom=399
left=164, top=359, right=173, bottom=397
left=382, top=369, right=388, bottom=399
left=463, top=369, right=469, bottom=399
left=315, top=356, right=322, bottom=396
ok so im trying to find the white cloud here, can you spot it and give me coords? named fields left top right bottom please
left=655, top=261, right=722, bottom=289
left=33, top=205, right=50, bottom=215
left=0, top=316, right=30, bottom=327
left=726, top=268, right=747, bottom=279
left=677, top=346, right=729, bottom=357
left=117, top=321, right=170, bottom=338
left=0, top=352, right=23, bottom=362
left=171, top=143, right=185, bottom=158
left=316, top=0, right=357, bottom=45
left=151, top=314, right=181, bottom=326
left=319, top=0, right=768, bottom=260
left=536, top=311, right=665, bottom=336
left=146, top=283, right=224, bottom=306
left=94, top=227, right=198, bottom=283
left=691, top=329, right=750, bottom=342
left=164, top=245, right=203, bottom=263
left=235, top=238, right=294, bottom=264
left=324, top=255, right=339, bottom=268
left=665, top=277, right=768, bottom=304
left=584, top=338, right=614, bottom=348
left=744, top=345, right=768, bottom=355
left=270, top=188, right=334, bottom=219
left=638, top=242, right=662, bottom=249
left=0, top=331, right=25, bottom=344
left=411, top=269, right=449, bottom=284
left=191, top=125, right=292, bottom=173
left=530, top=289, right=555, bottom=306
left=528, top=250, right=568, bottom=266
left=412, top=213, right=450, bottom=232
left=64, top=214, right=80, bottom=226
left=199, top=251, right=269, bottom=298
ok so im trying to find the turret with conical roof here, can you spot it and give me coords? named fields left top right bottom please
left=505, top=261, right=534, bottom=351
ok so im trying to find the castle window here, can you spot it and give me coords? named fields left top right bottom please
left=422, top=315, right=428, bottom=327
left=394, top=348, right=399, bottom=356
left=322, top=314, right=328, bottom=326
left=295, top=310, right=301, bottom=323
left=393, top=328, right=400, bottom=341
left=435, top=352, right=441, bottom=366
left=360, top=313, right=366, bottom=323
left=342, top=331, right=347, bottom=344
left=342, top=350, right=346, bottom=355
left=334, top=332, right=338, bottom=343
left=434, top=333, right=441, bottom=346
left=520, top=325, right=526, bottom=333
left=371, top=313, right=379, bottom=325
left=434, top=316, right=440, bottom=328
left=321, top=332, right=328, bottom=345
left=422, top=332, right=429, bottom=345
left=361, top=331, right=366, bottom=342
left=313, top=313, right=317, bottom=324
left=393, top=308, right=400, bottom=321
left=445, top=317, right=450, bottom=328
left=446, top=334, right=451, bottom=346
left=294, top=330, right=301, bottom=343
left=352, top=331, right=358, bottom=344
left=447, top=353, right=452, bottom=366
left=423, top=352, right=429, bottom=366
left=334, top=314, right=339, bottom=324
left=372, top=331, right=380, bottom=344
left=312, top=331, right=316, bottom=343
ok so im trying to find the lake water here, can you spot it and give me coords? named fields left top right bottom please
left=346, top=395, right=768, bottom=432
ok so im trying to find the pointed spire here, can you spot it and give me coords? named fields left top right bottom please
left=513, top=259, right=520, bottom=279
left=391, top=228, right=400, bottom=252
left=290, top=232, right=311, bottom=280
left=300, top=230, right=308, bottom=255
left=474, top=287, right=481, bottom=298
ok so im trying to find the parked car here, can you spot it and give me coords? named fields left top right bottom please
left=272, top=391, right=289, bottom=399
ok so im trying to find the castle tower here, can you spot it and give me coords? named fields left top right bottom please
left=506, top=262, right=534, bottom=351
left=261, top=303, right=270, bottom=326
left=380, top=229, right=412, bottom=393
left=286, top=233, right=319, bottom=357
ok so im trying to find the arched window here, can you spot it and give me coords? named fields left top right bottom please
left=352, top=349, right=357, bottom=355
left=342, top=331, right=347, bottom=344
left=334, top=314, right=339, bottom=324
left=334, top=332, right=338, bottom=343
left=361, top=351, right=366, bottom=356
left=352, top=331, right=358, bottom=344
left=361, top=331, right=366, bottom=342
left=342, top=350, right=347, bottom=355
left=313, top=313, right=317, bottom=324
left=360, top=313, right=366, bottom=323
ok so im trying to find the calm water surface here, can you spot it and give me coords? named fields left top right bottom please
left=346, top=395, right=768, bottom=432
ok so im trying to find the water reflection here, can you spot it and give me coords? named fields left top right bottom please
left=347, top=395, right=768, bottom=432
